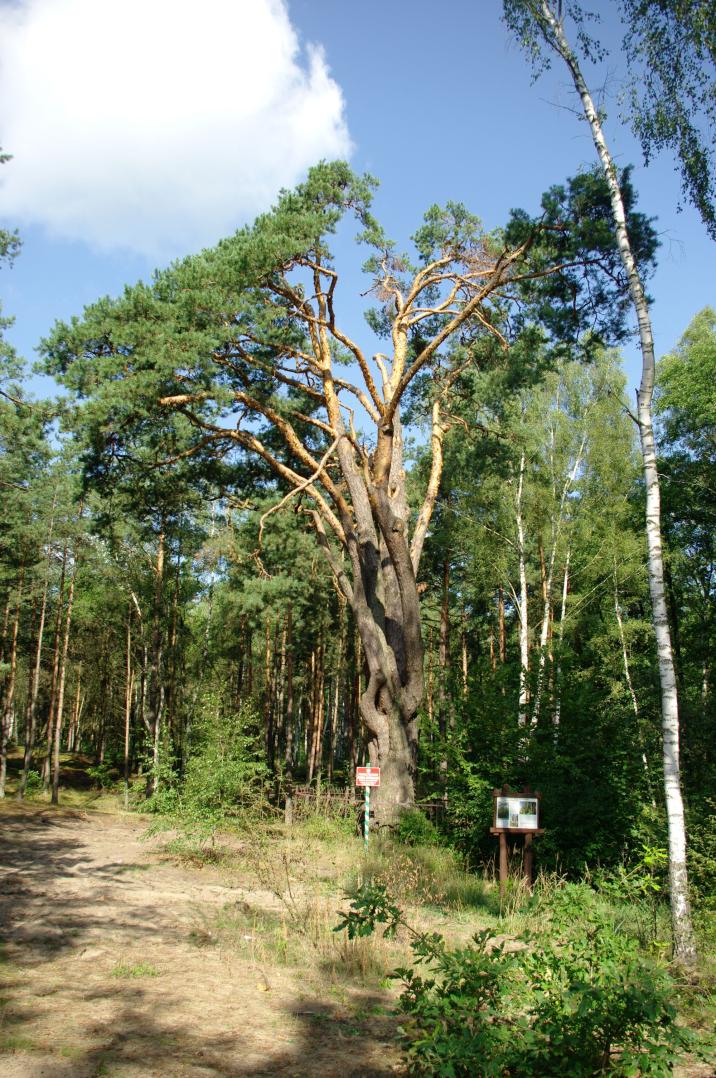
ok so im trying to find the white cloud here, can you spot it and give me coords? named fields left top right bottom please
left=0, top=0, right=352, bottom=257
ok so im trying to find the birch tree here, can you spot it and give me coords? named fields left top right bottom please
left=503, top=0, right=697, bottom=964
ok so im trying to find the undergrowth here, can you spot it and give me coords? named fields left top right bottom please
left=336, top=881, right=714, bottom=1077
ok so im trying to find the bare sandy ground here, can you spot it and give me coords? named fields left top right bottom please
left=0, top=803, right=400, bottom=1077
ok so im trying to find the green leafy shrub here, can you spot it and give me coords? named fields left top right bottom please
left=23, top=770, right=42, bottom=794
left=336, top=882, right=703, bottom=1076
left=395, top=808, right=441, bottom=847
left=593, top=843, right=669, bottom=949
left=86, top=762, right=116, bottom=790
left=147, top=696, right=269, bottom=839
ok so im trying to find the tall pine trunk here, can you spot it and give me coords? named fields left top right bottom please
left=51, top=557, right=77, bottom=804
left=0, top=568, right=24, bottom=798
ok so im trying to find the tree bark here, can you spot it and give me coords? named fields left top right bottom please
left=43, top=542, right=68, bottom=790
left=536, top=0, right=696, bottom=966
left=613, top=566, right=655, bottom=804
left=124, top=605, right=133, bottom=809
left=283, top=606, right=295, bottom=825
left=147, top=528, right=165, bottom=796
left=515, top=450, right=530, bottom=727
left=0, top=568, right=24, bottom=798
left=553, top=551, right=570, bottom=730
left=51, top=555, right=77, bottom=804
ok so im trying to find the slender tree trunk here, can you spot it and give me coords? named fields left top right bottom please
left=283, top=606, right=295, bottom=825
left=461, top=609, right=469, bottom=696
left=165, top=557, right=181, bottom=751
left=438, top=555, right=450, bottom=786
left=20, top=496, right=57, bottom=797
left=498, top=587, right=506, bottom=664
left=263, top=617, right=273, bottom=766
left=613, top=567, right=655, bottom=804
left=0, top=594, right=11, bottom=670
left=147, top=528, right=165, bottom=796
left=43, top=541, right=68, bottom=789
left=19, top=582, right=49, bottom=797
left=516, top=450, right=530, bottom=726
left=553, top=551, right=570, bottom=730
left=426, top=627, right=435, bottom=724
left=532, top=431, right=585, bottom=726
left=67, top=663, right=82, bottom=752
left=51, top=557, right=77, bottom=804
left=0, top=569, right=24, bottom=798
left=536, top=0, right=696, bottom=966
left=124, top=605, right=133, bottom=809
left=272, top=618, right=284, bottom=770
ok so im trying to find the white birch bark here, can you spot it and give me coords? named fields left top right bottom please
left=553, top=549, right=570, bottom=729
left=613, top=565, right=655, bottom=805
left=532, top=429, right=586, bottom=725
left=535, top=0, right=696, bottom=966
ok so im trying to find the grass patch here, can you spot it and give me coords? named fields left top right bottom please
left=354, top=836, right=495, bottom=914
left=0, top=1034, right=38, bottom=1052
left=109, top=962, right=160, bottom=979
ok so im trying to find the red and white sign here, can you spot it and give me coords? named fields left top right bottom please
left=356, top=766, right=381, bottom=787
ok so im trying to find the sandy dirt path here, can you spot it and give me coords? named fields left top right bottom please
left=0, top=803, right=400, bottom=1077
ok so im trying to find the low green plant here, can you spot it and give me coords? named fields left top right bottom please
left=336, top=882, right=705, bottom=1076
left=110, top=962, right=160, bottom=978
left=23, top=769, right=42, bottom=794
left=297, top=812, right=356, bottom=843
left=358, top=838, right=490, bottom=912
left=86, top=762, right=116, bottom=790
left=395, top=808, right=441, bottom=847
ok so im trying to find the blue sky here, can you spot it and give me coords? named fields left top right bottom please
left=1, top=0, right=713, bottom=402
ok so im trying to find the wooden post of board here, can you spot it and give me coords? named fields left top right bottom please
left=499, top=831, right=508, bottom=900
left=523, top=831, right=534, bottom=889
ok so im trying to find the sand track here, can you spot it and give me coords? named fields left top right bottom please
left=0, top=804, right=399, bottom=1077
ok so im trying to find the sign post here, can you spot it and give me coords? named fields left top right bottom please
left=490, top=784, right=544, bottom=903
left=355, top=766, right=380, bottom=849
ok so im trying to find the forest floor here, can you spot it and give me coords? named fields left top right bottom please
left=0, top=797, right=406, bottom=1077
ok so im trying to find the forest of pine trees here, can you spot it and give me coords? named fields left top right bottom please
left=1, top=159, right=714, bottom=922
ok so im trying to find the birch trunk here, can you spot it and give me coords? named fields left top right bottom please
left=532, top=430, right=585, bottom=726
left=613, top=567, right=655, bottom=804
left=536, top=0, right=696, bottom=966
left=553, top=551, right=570, bottom=730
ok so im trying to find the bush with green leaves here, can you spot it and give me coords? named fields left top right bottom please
left=86, top=761, right=117, bottom=790
left=395, top=808, right=441, bottom=847
left=147, top=696, right=269, bottom=838
left=336, top=882, right=705, bottom=1076
left=23, top=770, right=42, bottom=794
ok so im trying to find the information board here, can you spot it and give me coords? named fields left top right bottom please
left=494, top=795, right=539, bottom=830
